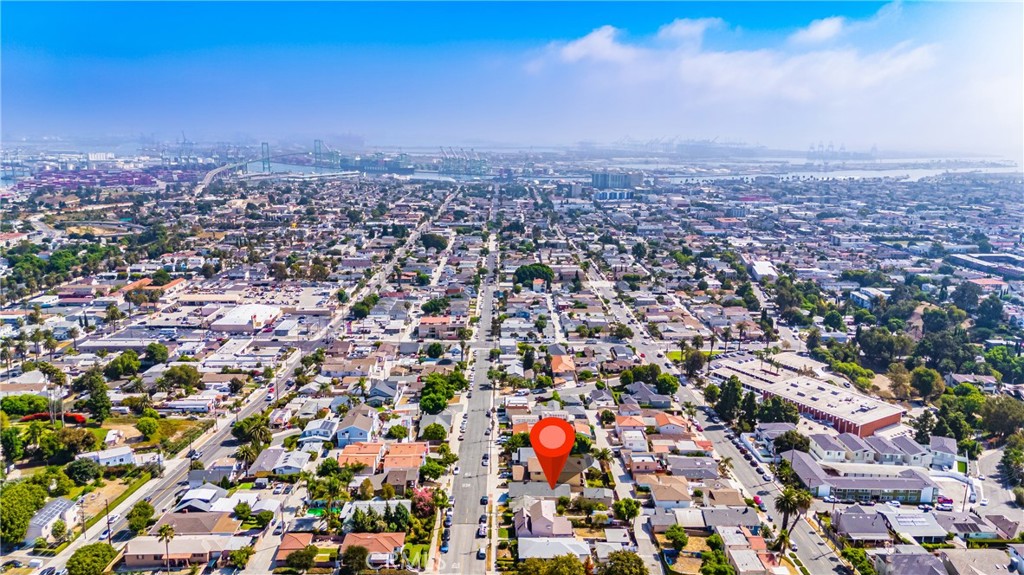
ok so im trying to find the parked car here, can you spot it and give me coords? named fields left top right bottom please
left=478, top=548, right=487, bottom=560
left=480, top=495, right=488, bottom=505
left=440, top=542, right=449, bottom=553
left=442, top=528, right=451, bottom=541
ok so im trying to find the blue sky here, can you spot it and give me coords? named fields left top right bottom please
left=2, top=2, right=1021, bottom=157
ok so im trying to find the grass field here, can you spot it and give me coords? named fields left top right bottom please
left=405, top=544, right=428, bottom=568
left=667, top=350, right=723, bottom=361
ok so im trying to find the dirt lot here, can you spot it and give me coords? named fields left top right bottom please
left=81, top=477, right=136, bottom=516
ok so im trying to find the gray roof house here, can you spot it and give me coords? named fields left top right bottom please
left=24, top=497, right=79, bottom=544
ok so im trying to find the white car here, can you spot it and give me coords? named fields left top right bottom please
left=978, top=474, right=986, bottom=481
left=886, top=500, right=901, bottom=508
left=108, top=513, right=121, bottom=523
left=980, top=498, right=990, bottom=506
left=453, top=466, right=460, bottom=475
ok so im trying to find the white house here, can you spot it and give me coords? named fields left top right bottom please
left=24, top=497, right=80, bottom=544
left=809, top=434, right=847, bottom=463
left=298, top=417, right=339, bottom=447
left=77, top=445, right=135, bottom=467
left=620, top=430, right=648, bottom=453
left=929, top=436, right=958, bottom=470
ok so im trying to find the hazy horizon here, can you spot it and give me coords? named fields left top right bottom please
left=2, top=1, right=1022, bottom=160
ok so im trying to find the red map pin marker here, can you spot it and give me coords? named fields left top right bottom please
left=531, top=417, right=575, bottom=489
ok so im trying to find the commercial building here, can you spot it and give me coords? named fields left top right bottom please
left=711, top=357, right=904, bottom=437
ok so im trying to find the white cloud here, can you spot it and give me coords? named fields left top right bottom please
left=558, top=25, right=641, bottom=64
left=656, top=18, right=723, bottom=47
left=518, top=4, right=1021, bottom=157
left=788, top=16, right=846, bottom=44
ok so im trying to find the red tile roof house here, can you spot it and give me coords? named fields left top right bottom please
left=340, top=532, right=406, bottom=567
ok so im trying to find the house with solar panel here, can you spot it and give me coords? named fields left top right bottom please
left=24, top=497, right=80, bottom=545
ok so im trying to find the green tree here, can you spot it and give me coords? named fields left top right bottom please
left=136, top=417, right=159, bottom=439
left=426, top=342, right=445, bottom=359
left=341, top=544, right=369, bottom=575
left=85, top=378, right=112, bottom=423
left=229, top=546, right=255, bottom=569
left=0, top=481, right=47, bottom=544
left=703, top=383, right=721, bottom=406
left=613, top=498, right=640, bottom=521
left=953, top=282, right=982, bottom=313
left=655, top=373, right=680, bottom=396
left=665, top=524, right=690, bottom=551
left=66, top=542, right=118, bottom=575
left=911, top=367, right=944, bottom=401
left=421, top=423, right=447, bottom=441
left=741, top=391, right=758, bottom=425
left=982, top=396, right=1024, bottom=437
left=774, top=430, right=810, bottom=454
left=387, top=425, right=409, bottom=440
left=234, top=501, right=252, bottom=521
left=127, top=500, right=155, bottom=534
left=254, top=510, right=274, bottom=529
left=977, top=294, right=1004, bottom=329
left=51, top=519, right=67, bottom=542
left=286, top=544, right=318, bottom=571
left=714, top=376, right=743, bottom=421
left=756, top=397, right=799, bottom=424
left=1, top=427, right=24, bottom=461
left=65, top=457, right=102, bottom=485
left=823, top=310, right=844, bottom=331
left=913, top=410, right=936, bottom=444
left=144, top=342, right=169, bottom=364
left=598, top=550, right=649, bottom=575
left=419, top=459, right=446, bottom=481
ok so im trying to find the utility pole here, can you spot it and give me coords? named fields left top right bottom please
left=105, top=498, right=114, bottom=546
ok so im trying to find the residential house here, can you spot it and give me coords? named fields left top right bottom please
left=76, top=446, right=135, bottom=467
left=298, top=417, right=339, bottom=448
left=809, top=434, right=848, bottom=463
left=341, top=532, right=405, bottom=567
left=24, top=498, right=80, bottom=544
left=929, top=436, right=958, bottom=470
left=517, top=538, right=591, bottom=560
left=514, top=499, right=573, bottom=538
left=336, top=404, right=378, bottom=447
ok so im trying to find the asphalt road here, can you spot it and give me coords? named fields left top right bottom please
left=442, top=250, right=499, bottom=574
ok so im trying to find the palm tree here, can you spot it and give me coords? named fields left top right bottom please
left=788, top=489, right=813, bottom=533
left=692, top=334, right=704, bottom=351
left=69, top=327, right=80, bottom=352
left=15, top=340, right=28, bottom=363
left=717, top=456, right=734, bottom=477
left=773, top=488, right=800, bottom=543
left=722, top=327, right=733, bottom=353
left=158, top=524, right=175, bottom=572
left=683, top=401, right=698, bottom=421
left=705, top=335, right=716, bottom=374
left=0, top=346, right=11, bottom=379
left=247, top=419, right=272, bottom=446
left=737, top=323, right=748, bottom=351
left=44, top=334, right=58, bottom=360
left=677, top=338, right=689, bottom=364
left=30, top=329, right=44, bottom=359
left=235, top=443, right=259, bottom=471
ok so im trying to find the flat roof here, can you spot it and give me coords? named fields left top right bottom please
left=712, top=358, right=904, bottom=426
